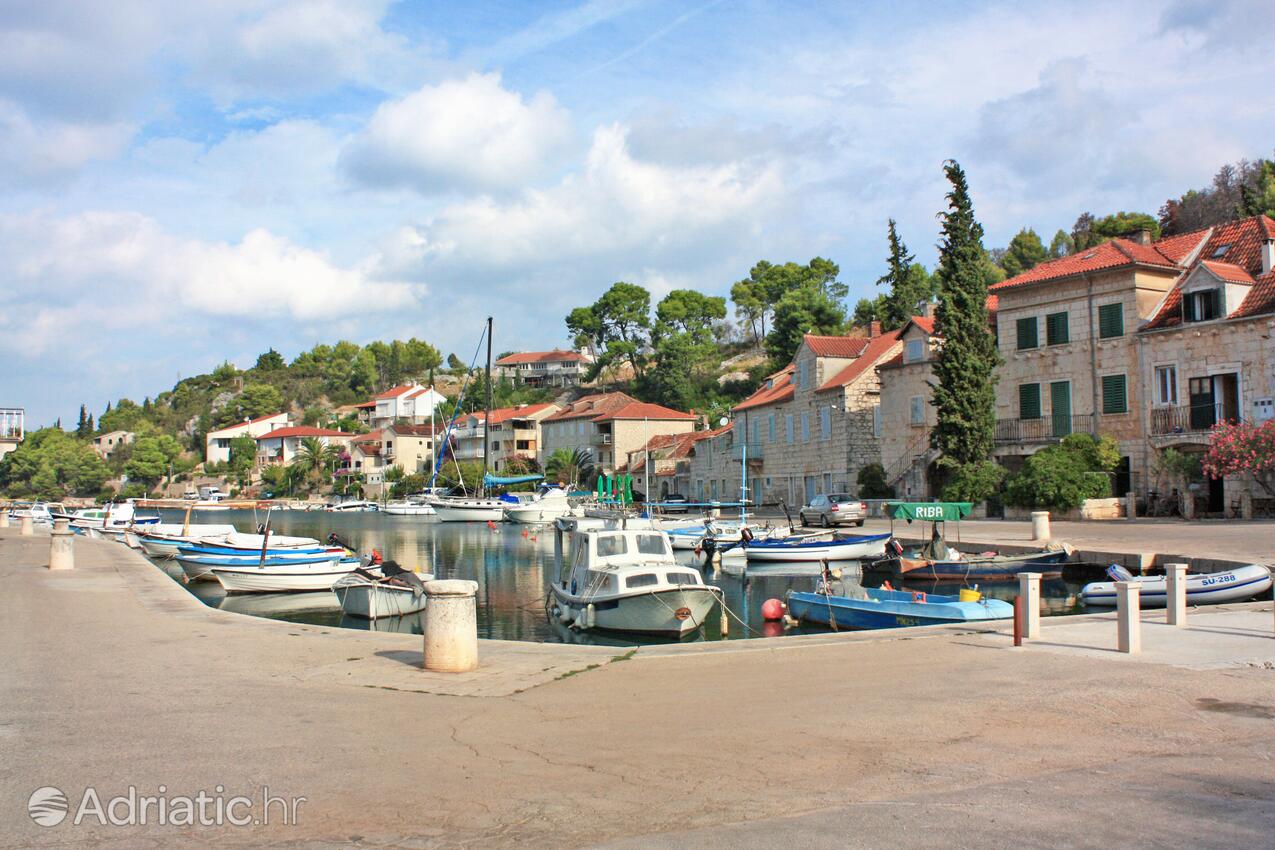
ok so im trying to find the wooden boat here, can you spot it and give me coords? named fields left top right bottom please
left=175, top=548, right=346, bottom=582
left=744, top=532, right=892, bottom=562
left=333, top=566, right=436, bottom=619
left=548, top=526, right=722, bottom=636
left=884, top=548, right=1070, bottom=580
left=1081, top=564, right=1272, bottom=607
left=209, top=558, right=360, bottom=593
left=786, top=585, right=1013, bottom=630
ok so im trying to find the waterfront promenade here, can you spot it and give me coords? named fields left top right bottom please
left=3, top=528, right=1273, bottom=848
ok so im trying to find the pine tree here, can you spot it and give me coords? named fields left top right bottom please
left=876, top=219, right=927, bottom=330
left=76, top=404, right=89, bottom=437
left=930, top=161, right=1002, bottom=501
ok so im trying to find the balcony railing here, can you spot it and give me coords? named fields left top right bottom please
left=590, top=432, right=613, bottom=446
left=731, top=442, right=765, bottom=460
left=1149, top=403, right=1237, bottom=435
left=994, top=415, right=1094, bottom=444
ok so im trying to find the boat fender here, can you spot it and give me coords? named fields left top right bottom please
left=586, top=603, right=595, bottom=630
left=761, top=598, right=785, bottom=620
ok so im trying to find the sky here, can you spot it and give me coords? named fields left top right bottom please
left=4, top=0, right=1274, bottom=427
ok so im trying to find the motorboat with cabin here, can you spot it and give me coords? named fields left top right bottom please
left=503, top=484, right=578, bottom=524
left=52, top=501, right=161, bottom=530
left=548, top=520, right=722, bottom=637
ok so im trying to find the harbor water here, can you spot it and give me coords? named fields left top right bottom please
left=151, top=508, right=1097, bottom=646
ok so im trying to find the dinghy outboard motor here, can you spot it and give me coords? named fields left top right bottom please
left=327, top=532, right=356, bottom=551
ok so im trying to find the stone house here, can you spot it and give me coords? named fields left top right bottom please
left=876, top=316, right=941, bottom=498
left=485, top=403, right=559, bottom=472
left=92, top=430, right=135, bottom=458
left=731, top=328, right=903, bottom=506
left=205, top=412, right=290, bottom=465
left=539, top=393, right=696, bottom=474
left=621, top=431, right=710, bottom=499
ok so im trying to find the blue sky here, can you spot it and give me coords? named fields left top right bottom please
left=4, top=0, right=1274, bottom=426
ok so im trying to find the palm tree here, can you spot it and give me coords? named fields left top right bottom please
left=544, top=447, right=595, bottom=489
left=296, top=437, right=339, bottom=492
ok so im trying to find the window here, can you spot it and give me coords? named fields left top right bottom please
left=636, top=534, right=668, bottom=556
left=1155, top=365, right=1178, bottom=406
left=1210, top=243, right=1231, bottom=259
left=665, top=571, right=700, bottom=585
left=905, top=339, right=924, bottom=363
left=1101, top=374, right=1128, bottom=414
left=1098, top=303, right=1124, bottom=339
left=768, top=413, right=775, bottom=443
left=1184, top=289, right=1222, bottom=322
left=785, top=414, right=794, bottom=443
left=710, top=479, right=718, bottom=498
left=909, top=395, right=924, bottom=425
left=596, top=535, right=628, bottom=557
left=801, top=412, right=810, bottom=442
left=1016, top=317, right=1038, bottom=350
left=625, top=573, right=659, bottom=589
left=1045, top=311, right=1069, bottom=345
left=821, top=407, right=831, bottom=440
left=798, top=360, right=808, bottom=389
left=1019, top=383, right=1041, bottom=420
left=872, top=405, right=882, bottom=437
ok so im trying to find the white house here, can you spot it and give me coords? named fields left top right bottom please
left=205, top=412, right=291, bottom=464
left=255, top=426, right=355, bottom=467
left=0, top=407, right=23, bottom=461
left=370, top=384, right=448, bottom=428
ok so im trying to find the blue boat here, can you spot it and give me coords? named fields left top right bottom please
left=744, top=532, right=892, bottom=562
left=785, top=587, right=1013, bottom=630
left=177, top=543, right=338, bottom=558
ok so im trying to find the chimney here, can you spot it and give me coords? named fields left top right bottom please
left=920, top=301, right=936, bottom=319
left=869, top=320, right=881, bottom=338
left=1133, top=228, right=1152, bottom=246
left=1263, top=238, right=1274, bottom=275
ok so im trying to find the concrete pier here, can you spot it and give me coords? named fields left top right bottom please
left=3, top=526, right=1274, bottom=848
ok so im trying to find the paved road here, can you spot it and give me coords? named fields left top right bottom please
left=3, top=529, right=1274, bottom=848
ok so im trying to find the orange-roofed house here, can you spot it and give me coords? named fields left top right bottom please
left=495, top=350, right=593, bottom=389
left=205, top=412, right=292, bottom=464
left=255, top=426, right=357, bottom=467
left=448, top=404, right=562, bottom=470
left=730, top=327, right=903, bottom=506
left=369, top=383, right=448, bottom=429
left=540, top=392, right=696, bottom=473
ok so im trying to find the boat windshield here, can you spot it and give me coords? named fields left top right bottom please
left=635, top=534, right=668, bottom=556
left=596, top=535, right=628, bottom=558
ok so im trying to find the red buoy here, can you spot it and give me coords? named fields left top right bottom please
left=761, top=598, right=785, bottom=620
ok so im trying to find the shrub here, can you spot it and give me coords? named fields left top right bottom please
left=1005, top=433, right=1120, bottom=511
left=856, top=463, right=894, bottom=499
left=939, top=459, right=1005, bottom=503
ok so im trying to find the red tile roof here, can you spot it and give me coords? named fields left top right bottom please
left=354, top=443, right=381, bottom=456
left=207, top=412, right=288, bottom=434
left=990, top=238, right=1183, bottom=292
left=802, top=334, right=871, bottom=358
left=349, top=429, right=383, bottom=444
left=485, top=403, right=557, bottom=425
left=876, top=352, right=905, bottom=370
left=905, top=315, right=936, bottom=335
left=1200, top=260, right=1255, bottom=284
left=1233, top=270, right=1275, bottom=319
left=734, top=365, right=795, bottom=412
left=543, top=392, right=639, bottom=422
left=1144, top=216, right=1275, bottom=329
left=389, top=423, right=444, bottom=436
left=596, top=401, right=697, bottom=422
left=256, top=426, right=351, bottom=440
left=374, top=384, right=418, bottom=400
left=354, top=400, right=377, bottom=409
left=495, top=350, right=586, bottom=366
left=817, top=330, right=903, bottom=392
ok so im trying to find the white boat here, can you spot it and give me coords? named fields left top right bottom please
left=207, top=531, right=324, bottom=550
left=427, top=496, right=506, bottom=523
left=134, top=524, right=240, bottom=559
left=210, top=559, right=360, bottom=593
left=503, top=487, right=576, bottom=524
left=7, top=502, right=64, bottom=525
left=333, top=567, right=436, bottom=619
left=1081, top=564, right=1272, bottom=607
left=548, top=526, right=722, bottom=637
left=382, top=501, right=436, bottom=516
left=743, top=531, right=892, bottom=562
left=326, top=500, right=379, bottom=512
left=53, top=501, right=161, bottom=530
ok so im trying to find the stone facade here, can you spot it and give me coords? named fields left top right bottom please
left=877, top=318, right=940, bottom=498
left=540, top=393, right=696, bottom=473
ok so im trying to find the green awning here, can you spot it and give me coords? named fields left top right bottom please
left=884, top=502, right=973, bottom=522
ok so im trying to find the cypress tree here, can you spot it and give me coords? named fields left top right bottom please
left=876, top=219, right=917, bottom=330
left=930, top=161, right=1002, bottom=500
left=76, top=404, right=89, bottom=437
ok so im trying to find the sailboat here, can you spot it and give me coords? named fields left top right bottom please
left=427, top=316, right=508, bottom=522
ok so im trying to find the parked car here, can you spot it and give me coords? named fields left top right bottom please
left=799, top=494, right=867, bottom=527
left=660, top=494, right=691, bottom=514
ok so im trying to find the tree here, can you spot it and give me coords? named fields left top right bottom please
left=1160, top=155, right=1275, bottom=234
left=1005, top=434, right=1119, bottom=511
left=296, top=437, right=339, bottom=491
left=1073, top=211, right=1160, bottom=251
left=1202, top=419, right=1275, bottom=496
left=0, top=428, right=109, bottom=499
left=851, top=295, right=887, bottom=330
left=999, top=228, right=1049, bottom=278
left=856, top=463, right=894, bottom=499
left=544, top=448, right=595, bottom=489
left=227, top=435, right=258, bottom=486
left=76, top=404, right=90, bottom=437
left=254, top=348, right=286, bottom=371
left=1048, top=229, right=1073, bottom=258
left=567, top=282, right=652, bottom=381
left=730, top=274, right=767, bottom=344
left=930, top=161, right=1001, bottom=502
left=766, top=285, right=847, bottom=368
left=875, top=219, right=931, bottom=330
left=99, top=399, right=147, bottom=434
left=124, top=434, right=184, bottom=490
left=446, top=353, right=464, bottom=371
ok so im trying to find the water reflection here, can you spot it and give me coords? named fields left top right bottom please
left=153, top=509, right=1088, bottom=643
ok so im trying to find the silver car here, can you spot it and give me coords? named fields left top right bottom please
left=799, top=493, right=867, bottom=528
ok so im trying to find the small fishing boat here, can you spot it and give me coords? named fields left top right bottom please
left=548, top=526, right=722, bottom=636
left=7, top=502, right=64, bottom=525
left=1081, top=564, right=1273, bottom=607
left=209, top=558, right=361, bottom=593
left=664, top=520, right=749, bottom=551
left=333, top=564, right=436, bottom=619
left=192, top=531, right=324, bottom=551
left=786, top=583, right=1013, bottom=630
left=134, top=524, right=239, bottom=559
left=744, top=532, right=892, bottom=562
left=53, top=501, right=161, bottom=530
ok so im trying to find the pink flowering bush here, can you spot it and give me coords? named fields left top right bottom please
left=1201, top=420, right=1275, bottom=495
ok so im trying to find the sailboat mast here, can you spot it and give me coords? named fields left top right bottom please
left=481, top=315, right=493, bottom=496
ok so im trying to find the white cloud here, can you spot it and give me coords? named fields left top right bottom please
left=341, top=72, right=573, bottom=195
left=0, top=210, right=424, bottom=354
left=0, top=99, right=133, bottom=187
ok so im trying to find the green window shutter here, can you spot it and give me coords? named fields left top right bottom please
left=1209, top=288, right=1223, bottom=318
left=1098, top=303, right=1124, bottom=338
left=1016, top=317, right=1038, bottom=350
left=1102, top=374, right=1128, bottom=414
left=1182, top=293, right=1196, bottom=322
left=1019, top=383, right=1041, bottom=420
left=1045, top=311, right=1069, bottom=345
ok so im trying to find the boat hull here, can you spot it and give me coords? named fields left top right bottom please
left=429, top=500, right=506, bottom=522
left=333, top=575, right=433, bottom=618
left=786, top=589, right=1013, bottom=630
left=503, top=503, right=573, bottom=524
left=744, top=533, right=891, bottom=562
left=550, top=585, right=721, bottom=636
left=382, top=504, right=436, bottom=516
left=887, top=549, right=1069, bottom=580
left=1080, top=564, right=1272, bottom=607
left=210, top=562, right=356, bottom=593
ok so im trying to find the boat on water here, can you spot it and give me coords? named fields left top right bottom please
left=134, top=524, right=240, bottom=559
left=209, top=558, right=361, bottom=593
left=216, top=591, right=344, bottom=618
left=333, top=564, right=436, bottom=619
left=548, top=525, right=722, bottom=637
left=503, top=485, right=577, bottom=524
left=382, top=500, right=436, bottom=516
left=53, top=501, right=161, bottom=530
left=7, top=502, right=65, bottom=525
left=744, top=532, right=892, bottom=562
left=1081, top=564, right=1272, bottom=607
left=427, top=495, right=507, bottom=522
left=786, top=583, right=1013, bottom=630
left=326, top=500, right=379, bottom=512
left=192, top=531, right=325, bottom=551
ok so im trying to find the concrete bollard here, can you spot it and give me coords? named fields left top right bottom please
left=1125, top=492, right=1136, bottom=522
left=1030, top=511, right=1050, bottom=542
left=422, top=579, right=479, bottom=673
left=1165, top=562, right=1188, bottom=627
left=1017, top=572, right=1042, bottom=639
left=0, top=511, right=8, bottom=528
left=20, top=514, right=34, bottom=536
left=1115, top=581, right=1141, bottom=654
left=49, top=519, right=74, bottom=571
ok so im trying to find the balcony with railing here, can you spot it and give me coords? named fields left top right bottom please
left=994, top=415, right=1095, bottom=445
left=1150, top=403, right=1237, bottom=436
left=731, top=441, right=765, bottom=461
left=590, top=431, right=613, bottom=446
